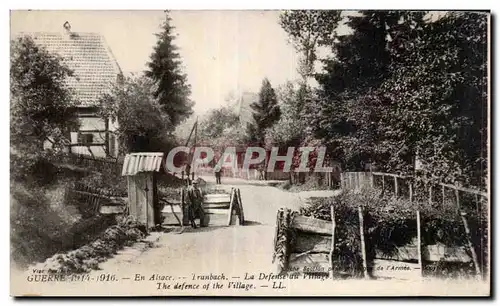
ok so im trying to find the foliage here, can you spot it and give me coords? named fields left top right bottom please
left=289, top=11, right=489, bottom=189
left=379, top=12, right=488, bottom=187
left=145, top=12, right=194, bottom=127
left=281, top=174, right=329, bottom=192
left=279, top=10, right=342, bottom=80
left=265, top=81, right=311, bottom=147
left=98, top=75, right=177, bottom=154
left=247, top=78, right=281, bottom=146
left=10, top=36, right=79, bottom=182
left=198, top=105, right=245, bottom=150
left=28, top=216, right=147, bottom=274
left=79, top=171, right=127, bottom=197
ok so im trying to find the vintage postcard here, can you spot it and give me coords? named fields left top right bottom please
left=9, top=9, right=491, bottom=297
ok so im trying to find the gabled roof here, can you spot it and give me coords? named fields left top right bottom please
left=121, top=153, right=165, bottom=176
left=17, top=31, right=122, bottom=107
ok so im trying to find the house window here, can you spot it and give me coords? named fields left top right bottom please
left=78, top=133, right=94, bottom=145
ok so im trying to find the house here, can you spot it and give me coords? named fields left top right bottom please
left=19, top=21, right=123, bottom=158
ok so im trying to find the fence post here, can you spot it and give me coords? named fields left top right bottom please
left=329, top=204, right=336, bottom=280
left=428, top=184, right=433, bottom=206
left=381, top=175, right=385, bottom=195
left=358, top=206, right=369, bottom=279
left=442, top=184, right=445, bottom=205
left=370, top=173, right=374, bottom=188
left=394, top=176, right=399, bottom=197
left=455, top=188, right=481, bottom=279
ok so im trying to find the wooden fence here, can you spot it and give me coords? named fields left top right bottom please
left=66, top=183, right=126, bottom=218
left=59, top=153, right=122, bottom=173
left=340, top=171, right=488, bottom=279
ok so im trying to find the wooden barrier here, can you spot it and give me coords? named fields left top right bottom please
left=341, top=171, right=486, bottom=279
left=161, top=188, right=245, bottom=227
left=272, top=207, right=473, bottom=280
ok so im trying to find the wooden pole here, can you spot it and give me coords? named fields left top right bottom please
left=370, top=173, right=374, bottom=188
left=358, top=206, right=369, bottom=279
left=394, top=177, right=399, bottom=197
left=416, top=210, right=423, bottom=278
left=428, top=185, right=433, bottom=206
left=180, top=188, right=186, bottom=226
left=381, top=175, right=385, bottom=195
left=227, top=188, right=235, bottom=226
left=442, top=185, right=446, bottom=205
left=455, top=188, right=482, bottom=279
left=237, top=188, right=245, bottom=225
left=329, top=204, right=336, bottom=280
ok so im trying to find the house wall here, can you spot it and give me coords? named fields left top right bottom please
left=67, top=110, right=119, bottom=158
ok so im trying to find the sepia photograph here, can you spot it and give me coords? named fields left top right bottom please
left=9, top=8, right=490, bottom=297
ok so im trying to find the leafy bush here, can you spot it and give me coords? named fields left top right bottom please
left=286, top=174, right=330, bottom=192
left=79, top=170, right=127, bottom=197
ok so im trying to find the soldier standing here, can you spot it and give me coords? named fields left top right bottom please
left=215, top=168, right=222, bottom=184
left=185, top=180, right=206, bottom=228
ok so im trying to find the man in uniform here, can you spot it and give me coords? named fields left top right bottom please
left=185, top=180, right=206, bottom=228
left=215, top=167, right=222, bottom=184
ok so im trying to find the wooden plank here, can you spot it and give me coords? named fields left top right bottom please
left=329, top=204, right=336, bottom=279
left=394, top=177, right=398, bottom=197
left=136, top=174, right=147, bottom=227
left=146, top=174, right=155, bottom=229
left=204, top=193, right=231, bottom=198
left=290, top=215, right=332, bottom=236
left=203, top=198, right=231, bottom=204
left=226, top=188, right=235, bottom=226
left=205, top=208, right=231, bottom=214
left=237, top=189, right=245, bottom=225
left=203, top=203, right=229, bottom=210
left=288, top=253, right=331, bottom=274
left=416, top=210, right=423, bottom=277
left=127, top=176, right=137, bottom=218
left=294, top=233, right=332, bottom=253
left=100, top=205, right=125, bottom=214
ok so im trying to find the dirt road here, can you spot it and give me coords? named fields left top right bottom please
left=11, top=178, right=489, bottom=296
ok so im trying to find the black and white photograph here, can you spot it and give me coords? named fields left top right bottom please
left=8, top=9, right=490, bottom=297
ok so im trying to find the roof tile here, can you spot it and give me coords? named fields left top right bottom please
left=18, top=31, right=122, bottom=107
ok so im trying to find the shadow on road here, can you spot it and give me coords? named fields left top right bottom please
left=243, top=220, right=262, bottom=226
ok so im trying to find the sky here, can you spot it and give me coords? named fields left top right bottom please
left=10, top=10, right=303, bottom=115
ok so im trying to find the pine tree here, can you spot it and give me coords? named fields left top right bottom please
left=145, top=12, right=194, bottom=128
left=247, top=78, right=281, bottom=146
